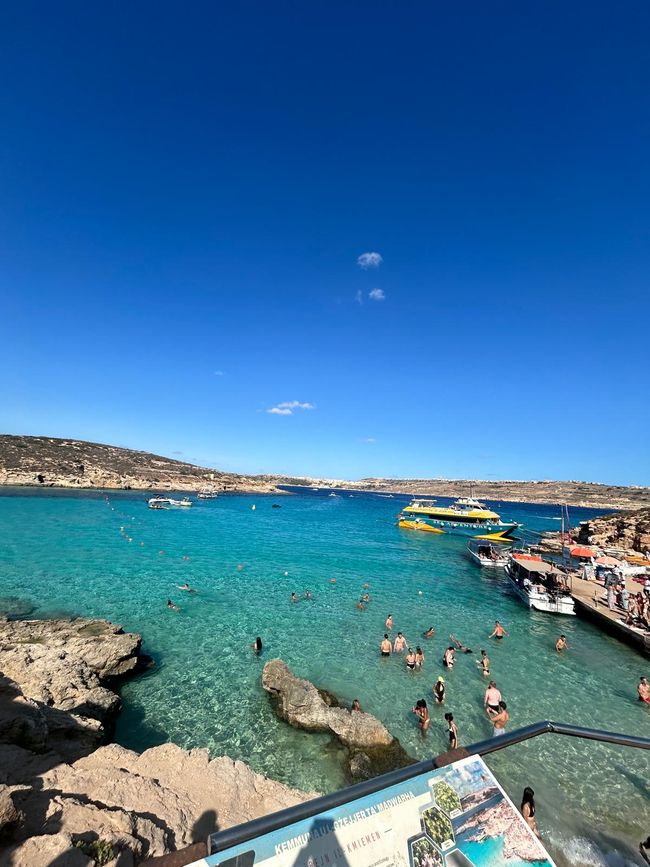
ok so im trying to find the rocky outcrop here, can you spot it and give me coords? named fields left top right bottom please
left=0, top=435, right=281, bottom=494
left=2, top=743, right=312, bottom=866
left=262, top=659, right=413, bottom=780
left=457, top=800, right=548, bottom=862
left=575, top=508, right=650, bottom=555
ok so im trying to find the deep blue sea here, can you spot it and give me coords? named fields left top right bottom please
left=0, top=487, right=648, bottom=866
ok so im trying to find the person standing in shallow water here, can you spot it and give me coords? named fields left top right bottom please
left=521, top=787, right=540, bottom=838
left=489, top=621, right=508, bottom=639
left=405, top=648, right=417, bottom=671
left=444, top=712, right=458, bottom=749
left=555, top=635, right=568, bottom=652
left=433, top=676, right=445, bottom=704
left=385, top=614, right=393, bottom=630
left=478, top=649, right=490, bottom=676
left=251, top=636, right=263, bottom=655
left=412, top=699, right=430, bottom=733
left=393, top=632, right=407, bottom=654
left=490, top=700, right=509, bottom=736
left=380, top=634, right=391, bottom=657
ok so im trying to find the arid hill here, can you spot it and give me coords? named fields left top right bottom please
left=0, top=435, right=279, bottom=494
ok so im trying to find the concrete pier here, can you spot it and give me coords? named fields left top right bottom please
left=571, top=575, right=650, bottom=657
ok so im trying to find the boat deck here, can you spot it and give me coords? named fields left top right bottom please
left=571, top=575, right=650, bottom=657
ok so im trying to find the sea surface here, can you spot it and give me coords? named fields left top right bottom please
left=0, top=487, right=648, bottom=866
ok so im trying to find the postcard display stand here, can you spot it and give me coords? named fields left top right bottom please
left=195, top=755, right=555, bottom=867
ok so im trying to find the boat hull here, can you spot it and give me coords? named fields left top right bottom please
left=398, top=518, right=518, bottom=541
left=505, top=565, right=576, bottom=615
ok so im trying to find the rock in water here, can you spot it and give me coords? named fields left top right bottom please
left=262, top=658, right=413, bottom=779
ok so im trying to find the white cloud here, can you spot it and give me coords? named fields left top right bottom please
left=267, top=401, right=315, bottom=416
left=354, top=289, right=363, bottom=305
left=369, top=288, right=385, bottom=301
left=361, top=437, right=376, bottom=443
left=357, top=252, right=383, bottom=269
left=214, top=370, right=224, bottom=376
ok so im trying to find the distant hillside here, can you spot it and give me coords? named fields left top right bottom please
left=0, top=435, right=280, bottom=494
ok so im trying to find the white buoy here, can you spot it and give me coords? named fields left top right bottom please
left=252, top=504, right=256, bottom=511
left=418, top=590, right=423, bottom=595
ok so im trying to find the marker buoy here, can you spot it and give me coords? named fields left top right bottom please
left=159, top=550, right=164, bottom=555
left=237, top=564, right=244, bottom=571
left=284, top=571, right=288, bottom=576
left=418, top=590, right=423, bottom=595
left=251, top=504, right=256, bottom=511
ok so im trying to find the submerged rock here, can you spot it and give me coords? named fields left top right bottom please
left=262, top=658, right=413, bottom=779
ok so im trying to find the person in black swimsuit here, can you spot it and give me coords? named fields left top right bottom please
left=521, top=787, right=540, bottom=838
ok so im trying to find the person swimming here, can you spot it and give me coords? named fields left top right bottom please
left=449, top=634, right=473, bottom=653
left=166, top=599, right=180, bottom=611
left=380, top=634, right=392, bottom=657
left=443, top=646, right=455, bottom=668
left=303, top=590, right=313, bottom=599
left=422, top=627, right=435, bottom=639
left=291, top=592, right=299, bottom=603
left=406, top=648, right=417, bottom=671
left=176, top=583, right=196, bottom=593
left=252, top=636, right=263, bottom=654
left=433, top=676, right=445, bottom=704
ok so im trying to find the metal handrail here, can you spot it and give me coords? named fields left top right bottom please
left=208, top=720, right=650, bottom=854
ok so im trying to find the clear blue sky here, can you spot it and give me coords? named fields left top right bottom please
left=1, top=2, right=649, bottom=484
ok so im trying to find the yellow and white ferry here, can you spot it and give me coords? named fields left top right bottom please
left=398, top=496, right=519, bottom=541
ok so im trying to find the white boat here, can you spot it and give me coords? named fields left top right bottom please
left=148, top=497, right=193, bottom=510
left=329, top=492, right=338, bottom=497
left=197, top=487, right=218, bottom=500
left=466, top=540, right=510, bottom=568
left=505, top=553, right=575, bottom=615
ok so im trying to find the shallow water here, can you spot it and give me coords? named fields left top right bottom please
left=0, top=487, right=648, bottom=865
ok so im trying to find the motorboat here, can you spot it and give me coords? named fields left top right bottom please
left=505, top=553, right=575, bottom=615
left=197, top=487, right=218, bottom=499
left=398, top=496, right=519, bottom=541
left=147, top=497, right=193, bottom=510
left=329, top=492, right=338, bottom=497
left=466, top=540, right=510, bottom=567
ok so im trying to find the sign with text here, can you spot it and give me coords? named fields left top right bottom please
left=195, top=755, right=555, bottom=867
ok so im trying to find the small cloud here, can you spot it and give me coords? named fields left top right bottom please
left=172, top=450, right=183, bottom=455
left=361, top=437, right=376, bottom=443
left=368, top=288, right=385, bottom=301
left=354, top=289, right=363, bottom=305
left=214, top=370, right=224, bottom=376
left=267, top=401, right=315, bottom=416
left=357, top=251, right=383, bottom=269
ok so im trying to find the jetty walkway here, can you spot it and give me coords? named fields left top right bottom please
left=571, top=575, right=650, bottom=657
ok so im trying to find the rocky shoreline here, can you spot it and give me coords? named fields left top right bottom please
left=0, top=618, right=311, bottom=866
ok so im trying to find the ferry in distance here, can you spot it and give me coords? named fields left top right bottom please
left=398, top=496, right=519, bottom=541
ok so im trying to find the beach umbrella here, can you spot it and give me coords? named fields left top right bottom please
left=568, top=546, right=594, bottom=558
left=595, top=555, right=623, bottom=567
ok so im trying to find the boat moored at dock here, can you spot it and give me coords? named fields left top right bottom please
left=398, top=496, right=519, bottom=541
left=148, top=496, right=193, bottom=509
left=466, top=539, right=510, bottom=567
left=505, top=552, right=575, bottom=615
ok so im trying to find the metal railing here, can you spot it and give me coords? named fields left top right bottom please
left=208, top=720, right=650, bottom=855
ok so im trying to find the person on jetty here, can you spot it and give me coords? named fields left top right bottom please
left=489, top=621, right=508, bottom=640
left=484, top=681, right=502, bottom=715
left=393, top=632, right=407, bottom=653
left=291, top=592, right=298, bottom=603
left=380, top=634, right=392, bottom=657
left=433, top=676, right=445, bottom=704
left=450, top=634, right=473, bottom=653
left=444, top=712, right=458, bottom=749
left=638, top=676, right=650, bottom=704
left=521, top=788, right=540, bottom=838
left=351, top=699, right=363, bottom=712
left=422, top=626, right=435, bottom=639
left=477, top=649, right=490, bottom=676
left=166, top=599, right=180, bottom=611
left=251, top=637, right=263, bottom=655
left=406, top=648, right=417, bottom=671
left=555, top=635, right=568, bottom=652
left=412, top=699, right=430, bottom=733
left=385, top=614, right=394, bottom=630
left=415, top=646, right=424, bottom=668
left=443, top=646, right=455, bottom=668
left=490, top=700, right=509, bottom=736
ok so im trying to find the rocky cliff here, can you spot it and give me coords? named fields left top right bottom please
left=0, top=435, right=280, bottom=494
left=0, top=619, right=311, bottom=866
left=574, top=507, right=650, bottom=554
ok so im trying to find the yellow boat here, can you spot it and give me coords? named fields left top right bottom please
left=398, top=496, right=519, bottom=541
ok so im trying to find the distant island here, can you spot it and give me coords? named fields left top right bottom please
left=1, top=434, right=648, bottom=510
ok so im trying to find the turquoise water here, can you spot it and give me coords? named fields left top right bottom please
left=0, top=488, right=648, bottom=866
left=458, top=833, right=548, bottom=867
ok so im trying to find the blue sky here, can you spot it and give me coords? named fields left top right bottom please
left=1, top=2, right=649, bottom=484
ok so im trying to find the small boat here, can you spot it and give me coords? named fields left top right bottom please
left=329, top=492, right=338, bottom=498
left=197, top=487, right=218, bottom=500
left=466, top=540, right=510, bottom=568
left=148, top=497, right=193, bottom=510
left=505, top=553, right=575, bottom=615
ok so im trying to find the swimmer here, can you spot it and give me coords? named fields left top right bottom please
left=303, top=590, right=313, bottom=599
left=444, top=712, right=458, bottom=749
left=393, top=632, right=407, bottom=654
left=555, top=634, right=568, bottom=652
left=484, top=681, right=502, bottom=715
left=422, top=627, right=435, bottom=639
left=380, top=634, right=392, bottom=657
left=415, top=646, right=424, bottom=668
left=176, top=583, right=196, bottom=593
left=166, top=599, right=180, bottom=612
left=291, top=592, right=299, bottom=603
left=356, top=601, right=365, bottom=610
left=638, top=676, right=650, bottom=704
left=362, top=592, right=370, bottom=603
left=252, top=636, right=263, bottom=655
left=385, top=614, right=394, bottom=630
left=490, top=700, right=509, bottom=737
left=449, top=634, right=473, bottom=653
left=443, top=646, right=455, bottom=668
left=406, top=648, right=417, bottom=671
left=489, top=621, right=508, bottom=640
left=477, top=649, right=490, bottom=676
left=351, top=699, right=363, bottom=712
left=433, top=676, right=445, bottom=704
left=412, top=699, right=430, bottom=733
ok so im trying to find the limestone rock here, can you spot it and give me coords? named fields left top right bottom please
left=575, top=508, right=650, bottom=555
left=4, top=832, right=93, bottom=866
